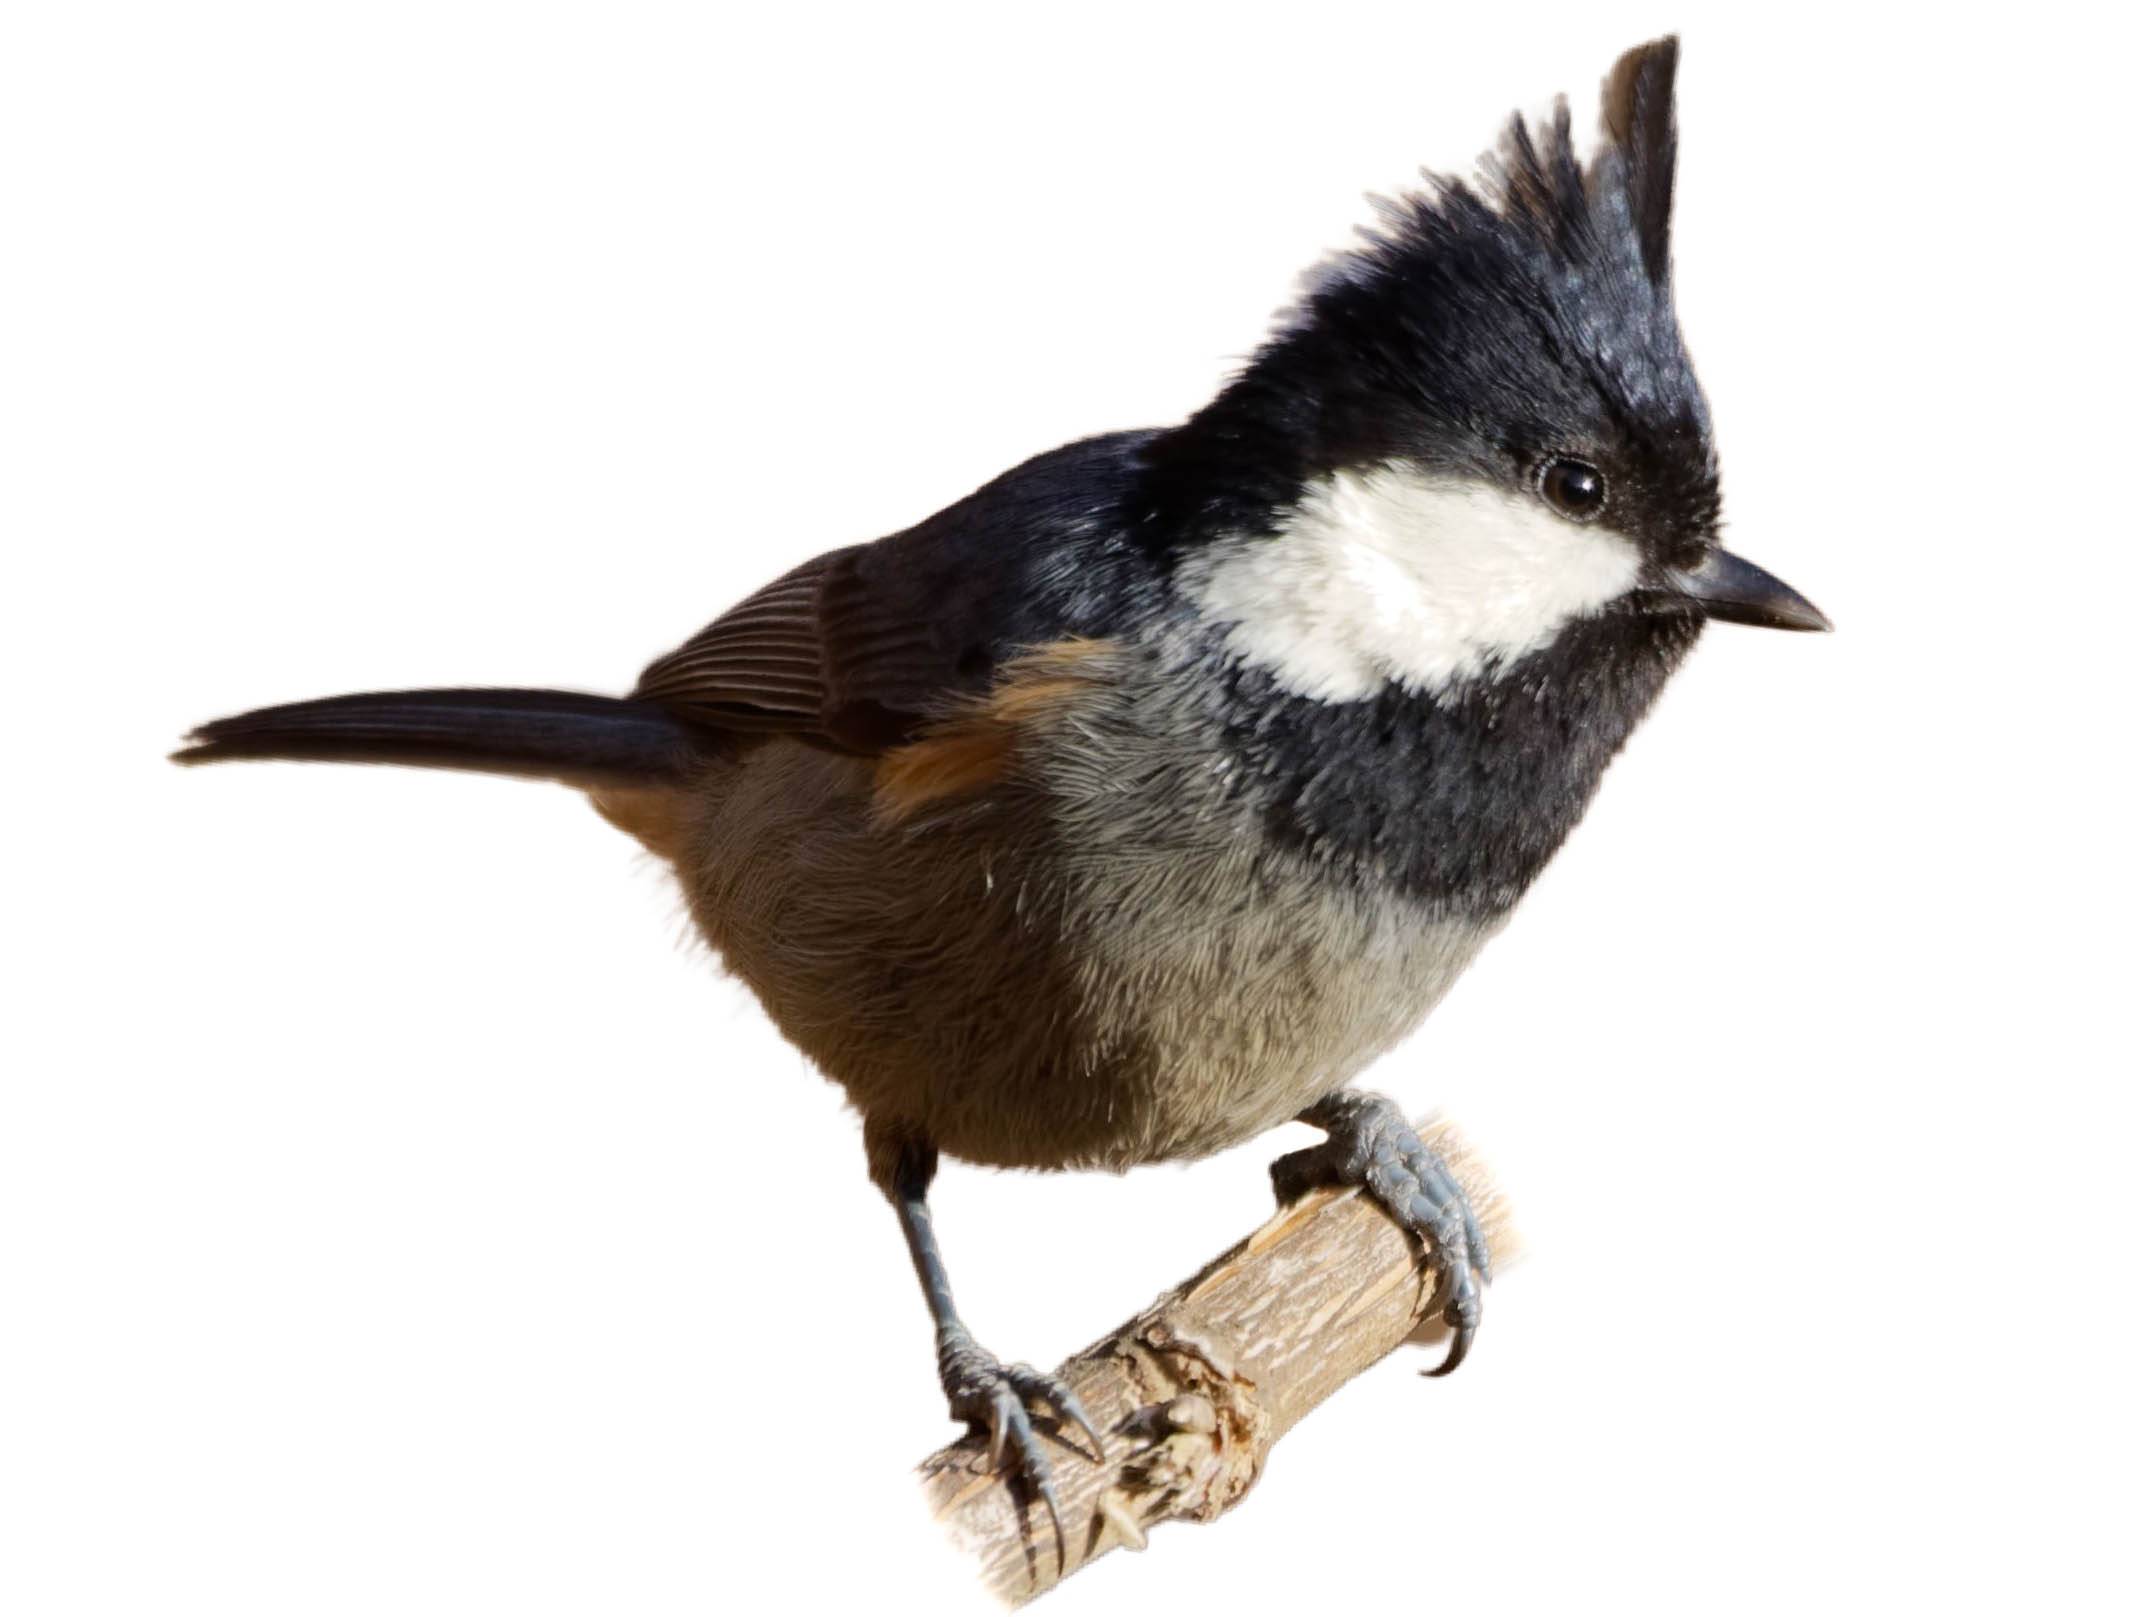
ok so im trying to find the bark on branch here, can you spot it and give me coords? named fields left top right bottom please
left=918, top=1115, right=1516, bottom=1603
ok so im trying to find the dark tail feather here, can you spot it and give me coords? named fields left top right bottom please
left=173, top=688, right=709, bottom=788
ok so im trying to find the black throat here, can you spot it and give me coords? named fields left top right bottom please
left=1206, top=607, right=1702, bottom=916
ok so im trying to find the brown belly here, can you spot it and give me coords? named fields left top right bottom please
left=649, top=739, right=1494, bottom=1172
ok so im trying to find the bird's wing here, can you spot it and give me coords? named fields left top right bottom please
left=630, top=551, right=848, bottom=738
left=631, top=431, right=1163, bottom=753
left=631, top=542, right=993, bottom=752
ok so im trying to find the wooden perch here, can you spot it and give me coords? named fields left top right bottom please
left=918, top=1114, right=1516, bottom=1603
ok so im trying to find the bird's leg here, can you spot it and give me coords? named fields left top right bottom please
left=867, top=1126, right=1102, bottom=1562
left=1269, top=1088, right=1491, bottom=1375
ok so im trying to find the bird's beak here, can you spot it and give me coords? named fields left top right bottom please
left=1662, top=549, right=1831, bottom=632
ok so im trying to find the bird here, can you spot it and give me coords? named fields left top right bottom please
left=176, top=35, right=1825, bottom=1546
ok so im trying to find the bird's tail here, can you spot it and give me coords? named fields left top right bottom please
left=172, top=688, right=709, bottom=789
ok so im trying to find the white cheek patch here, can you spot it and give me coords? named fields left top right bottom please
left=1176, top=463, right=1643, bottom=702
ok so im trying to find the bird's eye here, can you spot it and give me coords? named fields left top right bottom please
left=1537, top=457, right=1606, bottom=520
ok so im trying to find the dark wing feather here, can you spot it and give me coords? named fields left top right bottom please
left=630, top=543, right=988, bottom=752
left=631, top=553, right=843, bottom=734
left=630, top=430, right=1165, bottom=753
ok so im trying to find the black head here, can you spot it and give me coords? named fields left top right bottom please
left=1146, top=37, right=1825, bottom=633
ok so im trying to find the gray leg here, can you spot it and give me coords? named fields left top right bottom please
left=869, top=1128, right=1101, bottom=1560
left=1270, top=1089, right=1491, bottom=1375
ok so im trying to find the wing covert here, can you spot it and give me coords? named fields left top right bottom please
left=630, top=430, right=1164, bottom=752
left=631, top=553, right=839, bottom=735
left=631, top=541, right=996, bottom=753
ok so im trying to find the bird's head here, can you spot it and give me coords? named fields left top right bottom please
left=1155, top=36, right=1827, bottom=706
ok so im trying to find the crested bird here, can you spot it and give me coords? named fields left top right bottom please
left=177, top=36, right=1826, bottom=1548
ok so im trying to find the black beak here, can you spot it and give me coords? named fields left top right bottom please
left=1663, top=550, right=1831, bottom=632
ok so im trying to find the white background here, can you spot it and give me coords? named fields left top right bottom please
left=5, top=3, right=2151, bottom=1612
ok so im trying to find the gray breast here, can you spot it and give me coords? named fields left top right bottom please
left=674, top=639, right=1498, bottom=1172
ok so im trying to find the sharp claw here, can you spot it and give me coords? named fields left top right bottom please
left=1422, top=1319, right=1476, bottom=1377
left=1423, top=1260, right=1481, bottom=1376
left=1005, top=1364, right=1104, bottom=1463
left=1036, top=1469, right=1069, bottom=1574
left=1003, top=1414, right=1068, bottom=1574
left=1422, top=1302, right=1474, bottom=1371
left=943, top=1345, right=1104, bottom=1580
left=1055, top=1389, right=1106, bottom=1463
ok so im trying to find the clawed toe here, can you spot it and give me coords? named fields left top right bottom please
left=940, top=1334, right=1103, bottom=1568
left=1272, top=1089, right=1490, bottom=1374
left=1004, top=1361, right=1105, bottom=1462
left=1423, top=1251, right=1482, bottom=1376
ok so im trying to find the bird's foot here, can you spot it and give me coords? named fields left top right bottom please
left=1269, top=1088, right=1490, bottom=1376
left=938, top=1327, right=1104, bottom=1565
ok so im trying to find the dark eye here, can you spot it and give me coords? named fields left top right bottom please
left=1537, top=457, right=1606, bottom=519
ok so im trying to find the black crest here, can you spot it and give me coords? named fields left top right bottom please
left=1141, top=36, right=1709, bottom=554
left=1601, top=36, right=1679, bottom=285
left=1473, top=34, right=1679, bottom=291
